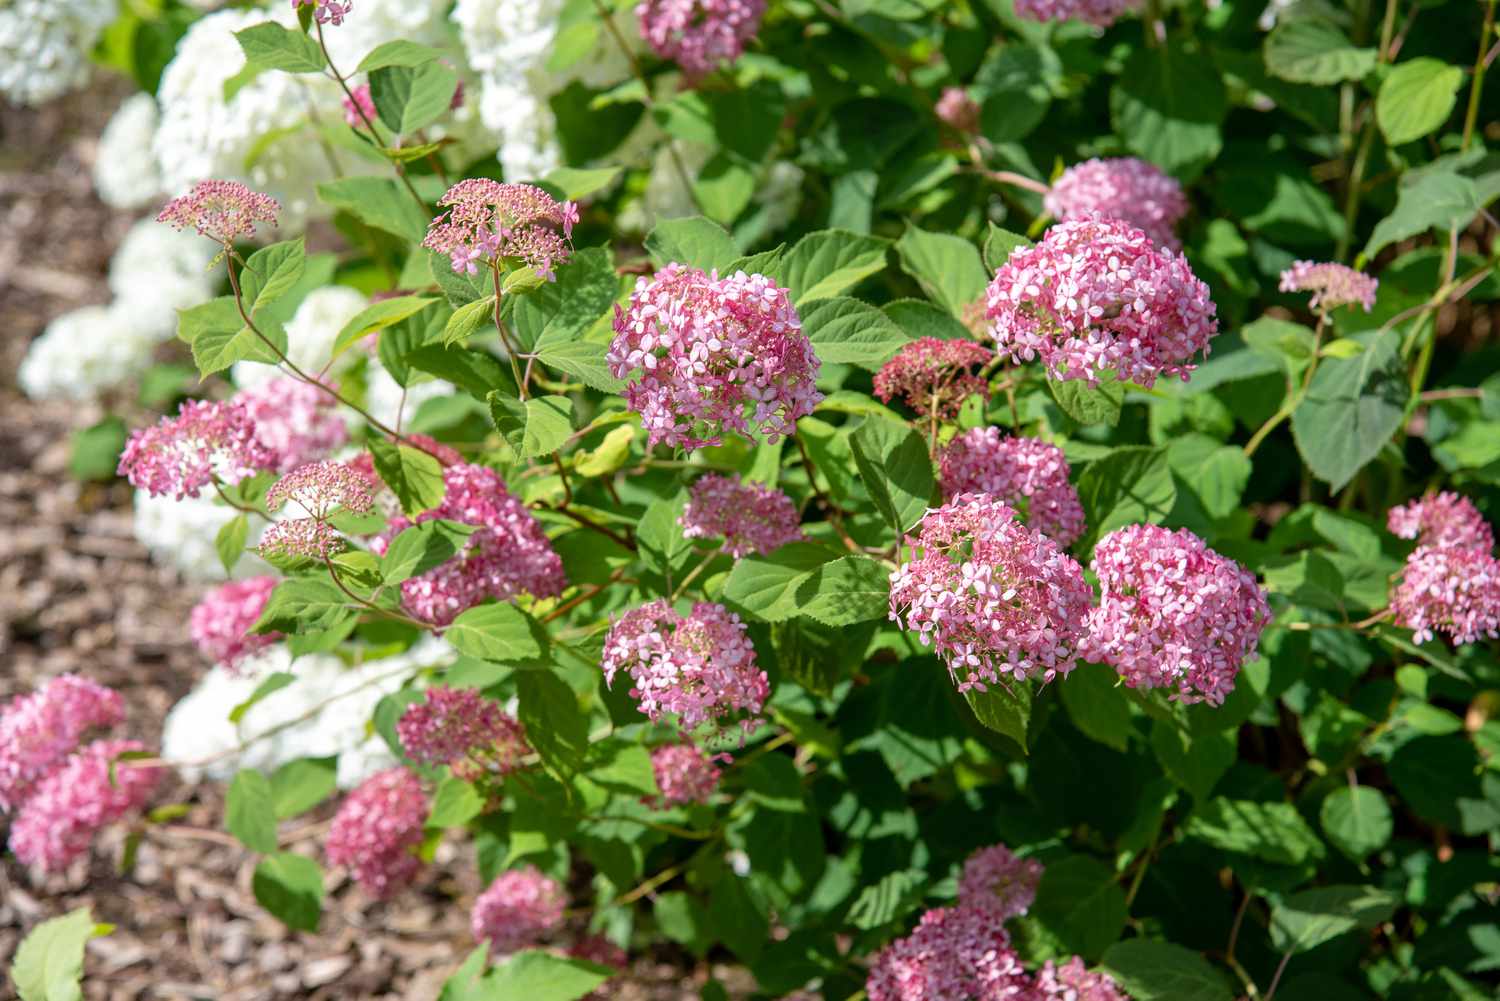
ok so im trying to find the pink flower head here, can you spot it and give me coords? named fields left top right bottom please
left=157, top=180, right=280, bottom=244
left=118, top=398, right=275, bottom=499
left=650, top=741, right=722, bottom=806
left=939, top=429, right=1085, bottom=547
left=325, top=767, right=428, bottom=898
left=1081, top=524, right=1270, bottom=706
left=0, top=676, right=124, bottom=813
left=256, top=517, right=347, bottom=561
left=888, top=494, right=1093, bottom=692
left=397, top=686, right=530, bottom=780
left=608, top=265, right=821, bottom=451
left=935, top=87, right=981, bottom=134
left=1035, top=956, right=1132, bottom=1001
left=1014, top=0, right=1139, bottom=26
left=957, top=843, right=1043, bottom=923
left=1045, top=158, right=1189, bottom=250
left=371, top=463, right=565, bottom=626
left=636, top=0, right=765, bottom=78
left=1279, top=261, right=1378, bottom=312
left=985, top=216, right=1218, bottom=388
left=293, top=0, right=352, bottom=26
left=866, top=905, right=1031, bottom=1001
left=873, top=337, right=995, bottom=423
left=602, top=600, right=769, bottom=731
left=471, top=865, right=566, bottom=954
left=268, top=460, right=376, bottom=519
left=8, top=740, right=161, bottom=873
left=1393, top=545, right=1500, bottom=646
left=189, top=577, right=281, bottom=670
left=569, top=935, right=627, bottom=1001
left=237, top=377, right=351, bottom=473
left=422, top=180, right=576, bottom=279
left=1388, top=492, right=1495, bottom=553
left=681, top=474, right=804, bottom=557
left=343, top=83, right=376, bottom=127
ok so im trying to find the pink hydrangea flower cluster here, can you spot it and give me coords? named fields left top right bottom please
left=422, top=179, right=577, bottom=279
left=873, top=337, right=995, bottom=423
left=681, top=474, right=804, bottom=557
left=1044, top=158, right=1189, bottom=250
left=397, top=686, right=530, bottom=780
left=888, top=494, right=1092, bottom=692
left=343, top=83, right=375, bottom=127
left=650, top=742, right=723, bottom=806
left=1392, top=545, right=1500, bottom=646
left=471, top=866, right=566, bottom=954
left=8, top=739, right=162, bottom=872
left=325, top=767, right=429, bottom=898
left=1279, top=260, right=1379, bottom=312
left=371, top=463, right=565, bottom=626
left=0, top=675, right=124, bottom=812
left=1035, top=957, right=1131, bottom=1001
left=608, top=265, right=822, bottom=451
left=118, top=398, right=274, bottom=499
left=938, top=429, right=1085, bottom=547
left=866, top=904, right=1032, bottom=1001
left=1388, top=492, right=1493, bottom=552
left=237, top=378, right=350, bottom=473
left=935, top=87, right=981, bottom=133
left=637, top=0, right=765, bottom=78
left=157, top=180, right=280, bottom=244
left=1080, top=525, right=1270, bottom=706
left=602, top=600, right=769, bottom=731
left=957, top=843, right=1043, bottom=923
left=292, top=0, right=351, bottom=27
left=188, top=577, right=281, bottom=670
left=984, top=216, right=1218, bottom=388
left=1014, top=0, right=1138, bottom=26
left=268, top=460, right=376, bottom=519
left=257, top=517, right=348, bottom=561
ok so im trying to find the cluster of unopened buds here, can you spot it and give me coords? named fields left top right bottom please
left=1279, top=260, right=1379, bottom=313
left=874, top=337, right=995, bottom=425
left=156, top=179, right=280, bottom=246
left=680, top=474, right=804, bottom=557
left=1388, top=492, right=1500, bottom=645
left=1044, top=157, right=1188, bottom=250
left=422, top=179, right=578, bottom=280
left=397, top=685, right=531, bottom=780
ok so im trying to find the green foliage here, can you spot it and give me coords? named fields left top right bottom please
left=11, top=908, right=111, bottom=1001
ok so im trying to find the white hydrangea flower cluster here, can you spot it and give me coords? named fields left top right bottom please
left=132, top=491, right=271, bottom=582
left=0, top=0, right=116, bottom=106
left=94, top=93, right=166, bottom=211
left=109, top=219, right=221, bottom=333
left=231, top=285, right=369, bottom=390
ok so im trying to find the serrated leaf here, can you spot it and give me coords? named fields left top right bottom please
left=795, top=555, right=889, bottom=626
left=1111, top=43, right=1228, bottom=179
left=801, top=296, right=910, bottom=370
left=1270, top=885, right=1396, bottom=954
left=1364, top=170, right=1481, bottom=259
left=332, top=296, right=438, bottom=359
left=636, top=492, right=692, bottom=577
left=964, top=683, right=1032, bottom=749
left=191, top=319, right=286, bottom=376
left=235, top=22, right=325, bottom=73
left=268, top=757, right=337, bottom=819
left=1032, top=855, right=1128, bottom=960
left=517, top=672, right=587, bottom=776
left=370, top=61, right=459, bottom=135
left=849, top=417, right=934, bottom=537
left=380, top=520, right=479, bottom=583
left=1377, top=58, right=1464, bottom=145
left=357, top=39, right=441, bottom=72
left=488, top=392, right=575, bottom=458
left=780, top=229, right=890, bottom=305
left=1291, top=328, right=1409, bottom=492
left=1049, top=379, right=1123, bottom=426
left=443, top=295, right=496, bottom=346
left=240, top=239, right=306, bottom=316
left=226, top=769, right=278, bottom=853
left=428, top=775, right=485, bottom=827
left=644, top=216, right=740, bottom=272
left=894, top=225, right=988, bottom=316
left=721, top=543, right=840, bottom=621
left=535, top=340, right=625, bottom=393
left=317, top=176, right=429, bottom=243
left=368, top=438, right=446, bottom=516
left=252, top=853, right=324, bottom=932
left=848, top=870, right=925, bottom=930
left=1320, top=785, right=1393, bottom=860
left=445, top=603, right=542, bottom=662
left=1264, top=18, right=1376, bottom=85
left=1101, top=941, right=1235, bottom=1001
left=983, top=223, right=1030, bottom=273
left=1184, top=798, right=1326, bottom=865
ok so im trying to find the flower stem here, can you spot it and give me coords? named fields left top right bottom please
left=1464, top=0, right=1498, bottom=151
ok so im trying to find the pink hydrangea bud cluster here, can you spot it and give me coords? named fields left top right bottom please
left=935, top=87, right=981, bottom=133
left=8, top=740, right=161, bottom=872
left=957, top=843, right=1043, bottom=923
left=680, top=474, right=804, bottom=557
left=256, top=517, right=348, bottom=561
left=650, top=742, right=723, bottom=806
left=422, top=180, right=577, bottom=279
left=1044, top=158, right=1189, bottom=250
left=1080, top=524, right=1270, bottom=706
left=0, top=675, right=124, bottom=812
left=471, top=865, right=567, bottom=953
left=873, top=337, right=995, bottom=423
left=157, top=180, right=280, bottom=244
left=371, top=463, right=565, bottom=626
left=608, top=264, right=822, bottom=451
left=1035, top=957, right=1131, bottom=1001
left=343, top=83, right=376, bottom=127
left=268, top=459, right=376, bottom=519
left=1278, top=260, right=1379, bottom=312
left=637, top=0, right=766, bottom=78
left=1014, top=0, right=1139, bottom=26
left=569, top=935, right=628, bottom=1000
left=325, top=767, right=429, bottom=898
left=866, top=904, right=1032, bottom=1001
left=938, top=429, right=1085, bottom=547
left=292, top=0, right=351, bottom=27
left=984, top=216, right=1218, bottom=388
left=397, top=686, right=530, bottom=780
left=602, top=600, right=769, bottom=731
left=237, top=378, right=351, bottom=473
left=188, top=577, right=281, bottom=670
left=888, top=494, right=1092, bottom=692
left=1388, top=492, right=1493, bottom=552
left=118, top=398, right=274, bottom=499
left=1392, top=545, right=1500, bottom=646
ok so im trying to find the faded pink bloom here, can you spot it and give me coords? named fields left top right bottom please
left=1045, top=158, right=1188, bottom=250
left=650, top=742, right=722, bottom=806
left=422, top=180, right=576, bottom=280
left=681, top=474, right=804, bottom=558
left=1035, top=956, right=1132, bottom=1001
left=938, top=429, right=1085, bottom=547
left=985, top=216, right=1218, bottom=388
left=268, top=460, right=376, bottom=519
left=602, top=600, right=768, bottom=731
left=237, top=378, right=351, bottom=473
left=189, top=577, right=281, bottom=670
left=8, top=740, right=161, bottom=873
left=957, top=843, right=1043, bottom=923
left=471, top=866, right=566, bottom=954
left=343, top=83, right=376, bottom=127
left=397, top=686, right=530, bottom=780
left=608, top=265, right=821, bottom=451
left=873, top=337, right=994, bottom=423
left=1081, top=524, right=1270, bottom=706
left=866, top=905, right=1031, bottom=1001
left=325, top=767, right=428, bottom=898
left=1015, top=0, right=1138, bottom=26
left=1392, top=545, right=1500, bottom=646
left=888, top=494, right=1092, bottom=692
left=569, top=934, right=627, bottom=1001
left=0, top=676, right=124, bottom=813
left=637, top=0, right=765, bottom=78
left=256, top=517, right=348, bottom=561
left=1279, top=260, right=1378, bottom=312
left=1388, top=491, right=1493, bottom=553
left=935, top=87, right=981, bottom=133
left=371, top=463, right=565, bottom=626
left=157, top=180, right=280, bottom=244
left=293, top=0, right=352, bottom=26
left=118, top=399, right=275, bottom=499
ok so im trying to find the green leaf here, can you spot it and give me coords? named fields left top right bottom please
left=534, top=340, right=625, bottom=393
left=380, top=520, right=479, bottom=583
left=1032, top=855, right=1129, bottom=961
left=1101, top=940, right=1235, bottom=1001
left=964, top=684, right=1032, bottom=749
left=428, top=775, right=485, bottom=827
left=317, top=176, right=429, bottom=243
left=795, top=555, right=889, bottom=626
left=443, top=296, right=496, bottom=346
left=893, top=225, right=988, bottom=316
left=332, top=296, right=438, bottom=359
left=1050, top=379, right=1124, bottom=426
left=1166, top=434, right=1251, bottom=520
left=517, top=672, right=588, bottom=776
left=1075, top=447, right=1177, bottom=550
left=780, top=229, right=890, bottom=305
left=68, top=418, right=127, bottom=482
left=721, top=543, right=841, bottom=621
left=234, top=22, right=325, bottom=73
left=405, top=344, right=515, bottom=400
left=252, top=853, right=324, bottom=933
left=356, top=39, right=441, bottom=72
left=1291, top=329, right=1409, bottom=492
left=801, top=296, right=910, bottom=370
left=213, top=512, right=251, bottom=575
left=510, top=247, right=618, bottom=352
left=478, top=950, right=612, bottom=1001
left=1151, top=721, right=1234, bottom=802
left=1364, top=170, right=1481, bottom=259
left=983, top=223, right=1030, bottom=273
left=637, top=492, right=692, bottom=577
left=849, top=417, right=934, bottom=537
left=1270, top=885, right=1397, bottom=954
left=269, top=758, right=336, bottom=819
left=11, top=907, right=108, bottom=1001
left=541, top=165, right=621, bottom=202
left=1184, top=798, right=1326, bottom=865
left=369, top=61, right=459, bottom=134
left=240, top=239, right=306, bottom=316
left=488, top=393, right=575, bottom=458
left=445, top=603, right=542, bottom=662
left=847, top=870, right=925, bottom=930
left=1264, top=18, right=1377, bottom=85
left=188, top=310, right=285, bottom=376
left=575, top=425, right=635, bottom=477
left=226, top=769, right=278, bottom=854
left=1059, top=665, right=1133, bottom=751
left=229, top=672, right=296, bottom=724
left=644, top=216, right=740, bottom=272
left=1320, top=785, right=1393, bottom=861
left=1111, top=43, right=1228, bottom=179
left=1377, top=58, right=1464, bottom=145
left=367, top=439, right=446, bottom=516
left=1386, top=734, right=1483, bottom=829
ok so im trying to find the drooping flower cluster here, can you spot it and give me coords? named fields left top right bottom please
left=637, top=0, right=766, bottom=78
left=866, top=904, right=1032, bottom=1001
left=873, top=338, right=995, bottom=423
left=1392, top=546, right=1500, bottom=646
left=189, top=577, right=281, bottom=670
left=293, top=0, right=353, bottom=27
left=602, top=600, right=769, bottom=731
left=237, top=378, right=351, bottom=473
left=681, top=474, right=804, bottom=558
left=985, top=216, right=1218, bottom=388
left=397, top=686, right=530, bottom=779
left=1081, top=525, right=1271, bottom=705
left=118, top=398, right=274, bottom=500
left=650, top=742, right=723, bottom=806
left=371, top=463, right=565, bottom=626
left=1388, top=492, right=1493, bottom=552
left=888, top=494, right=1092, bottom=692
left=1035, top=957, right=1131, bottom=1001
left=938, top=430, right=1086, bottom=547
left=608, top=265, right=822, bottom=450
left=268, top=460, right=377, bottom=519
left=1014, top=0, right=1138, bottom=27
left=1044, top=158, right=1189, bottom=249
left=157, top=179, right=281, bottom=245
left=934, top=87, right=981, bottom=134
left=325, top=767, right=429, bottom=898
left=8, top=740, right=162, bottom=872
left=471, top=866, right=567, bottom=953
left=1279, top=260, right=1379, bottom=312
left=422, top=179, right=577, bottom=279
left=0, top=675, right=124, bottom=811
left=957, top=843, right=1043, bottom=923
